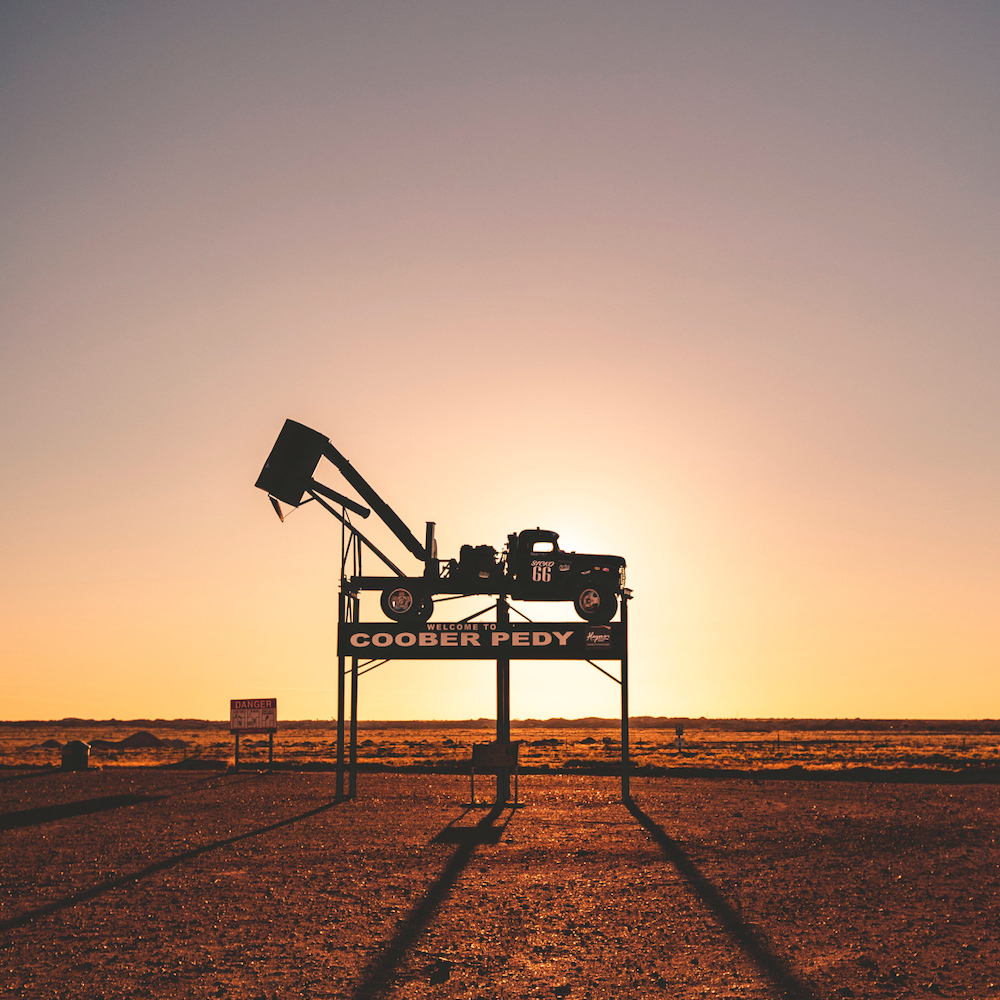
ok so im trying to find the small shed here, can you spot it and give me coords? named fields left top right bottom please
left=61, top=740, right=90, bottom=771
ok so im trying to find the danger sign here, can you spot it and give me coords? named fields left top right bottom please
left=230, top=698, right=278, bottom=733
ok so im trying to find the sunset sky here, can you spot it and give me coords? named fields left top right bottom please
left=2, top=2, right=998, bottom=723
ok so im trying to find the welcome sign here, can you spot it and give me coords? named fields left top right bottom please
left=338, top=622, right=624, bottom=659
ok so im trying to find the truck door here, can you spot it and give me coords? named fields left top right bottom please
left=522, top=537, right=559, bottom=598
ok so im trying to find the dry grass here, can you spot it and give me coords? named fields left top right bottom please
left=3, top=724, right=999, bottom=774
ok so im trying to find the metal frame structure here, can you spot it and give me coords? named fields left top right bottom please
left=256, top=419, right=632, bottom=802
left=332, top=531, right=632, bottom=803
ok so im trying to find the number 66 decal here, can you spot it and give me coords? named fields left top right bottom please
left=532, top=560, right=554, bottom=582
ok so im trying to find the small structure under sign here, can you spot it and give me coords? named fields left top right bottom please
left=230, top=698, right=277, bottom=771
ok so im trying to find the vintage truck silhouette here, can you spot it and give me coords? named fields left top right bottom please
left=256, top=420, right=626, bottom=623
left=379, top=527, right=625, bottom=623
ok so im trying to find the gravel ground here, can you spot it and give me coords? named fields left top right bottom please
left=1, top=769, right=998, bottom=999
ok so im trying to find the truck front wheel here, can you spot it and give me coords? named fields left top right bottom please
left=573, top=584, right=617, bottom=623
left=381, top=583, right=432, bottom=623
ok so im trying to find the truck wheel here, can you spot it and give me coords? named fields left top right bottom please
left=381, top=584, right=432, bottom=622
left=573, top=584, right=617, bottom=623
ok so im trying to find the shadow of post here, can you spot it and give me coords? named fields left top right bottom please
left=350, top=804, right=511, bottom=1000
left=0, top=770, right=67, bottom=785
left=0, top=791, right=343, bottom=933
left=0, top=793, right=167, bottom=831
left=624, top=796, right=816, bottom=1000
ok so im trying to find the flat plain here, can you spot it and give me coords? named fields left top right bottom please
left=2, top=764, right=999, bottom=999
left=3, top=722, right=1000, bottom=774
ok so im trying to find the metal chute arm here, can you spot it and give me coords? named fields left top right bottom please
left=321, top=442, right=427, bottom=561
left=306, top=489, right=405, bottom=576
left=308, top=480, right=370, bottom=517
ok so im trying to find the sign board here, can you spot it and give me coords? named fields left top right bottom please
left=471, top=741, right=520, bottom=768
left=230, top=698, right=277, bottom=734
left=338, top=622, right=624, bottom=659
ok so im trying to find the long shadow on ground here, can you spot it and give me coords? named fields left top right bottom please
left=0, top=778, right=343, bottom=933
left=0, top=772, right=241, bottom=832
left=350, top=803, right=514, bottom=1000
left=0, top=770, right=66, bottom=785
left=0, top=793, right=167, bottom=831
left=624, top=796, right=817, bottom=1000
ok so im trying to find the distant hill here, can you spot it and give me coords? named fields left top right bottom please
left=2, top=717, right=999, bottom=733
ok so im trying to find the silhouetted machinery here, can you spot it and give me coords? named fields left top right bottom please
left=256, top=419, right=626, bottom=623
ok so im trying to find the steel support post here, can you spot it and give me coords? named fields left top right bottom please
left=336, top=592, right=346, bottom=800
left=349, top=593, right=359, bottom=798
left=349, top=656, right=358, bottom=798
left=621, top=594, right=630, bottom=801
left=496, top=596, right=511, bottom=802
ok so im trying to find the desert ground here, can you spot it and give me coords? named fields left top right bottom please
left=2, top=765, right=998, bottom=999
left=3, top=721, right=1000, bottom=774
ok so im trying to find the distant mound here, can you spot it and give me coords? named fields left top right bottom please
left=118, top=731, right=164, bottom=749
left=84, top=731, right=188, bottom=752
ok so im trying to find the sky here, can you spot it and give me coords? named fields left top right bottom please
left=2, top=1, right=998, bottom=723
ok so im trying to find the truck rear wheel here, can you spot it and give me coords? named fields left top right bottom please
left=573, top=584, right=617, bottom=623
left=381, top=583, right=432, bottom=622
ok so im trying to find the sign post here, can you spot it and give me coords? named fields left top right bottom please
left=621, top=595, right=630, bottom=801
left=337, top=593, right=346, bottom=800
left=229, top=698, right=278, bottom=772
left=349, top=597, right=359, bottom=799
left=337, top=615, right=630, bottom=801
left=496, top=597, right=511, bottom=802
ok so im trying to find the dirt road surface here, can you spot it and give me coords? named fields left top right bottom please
left=2, top=770, right=998, bottom=998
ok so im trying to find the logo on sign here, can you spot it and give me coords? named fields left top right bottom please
left=585, top=626, right=613, bottom=649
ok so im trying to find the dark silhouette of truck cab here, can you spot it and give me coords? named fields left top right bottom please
left=506, top=528, right=625, bottom=623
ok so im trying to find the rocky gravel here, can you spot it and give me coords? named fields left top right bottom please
left=1, top=770, right=998, bottom=999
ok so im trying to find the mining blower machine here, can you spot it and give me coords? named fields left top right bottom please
left=256, top=419, right=626, bottom=624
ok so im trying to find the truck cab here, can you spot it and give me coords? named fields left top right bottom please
left=506, top=528, right=625, bottom=623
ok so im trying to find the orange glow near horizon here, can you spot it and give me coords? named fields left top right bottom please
left=2, top=3, right=998, bottom=721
